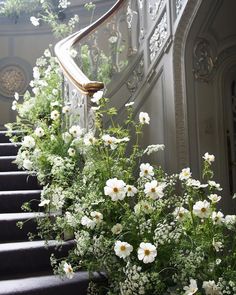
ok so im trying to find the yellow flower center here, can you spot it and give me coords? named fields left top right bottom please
left=151, top=188, right=156, bottom=193
left=113, top=187, right=119, bottom=193
left=201, top=207, right=206, bottom=212
left=120, top=245, right=126, bottom=251
left=144, top=249, right=150, bottom=256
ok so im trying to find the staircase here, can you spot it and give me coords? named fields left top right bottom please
left=0, top=131, right=100, bottom=295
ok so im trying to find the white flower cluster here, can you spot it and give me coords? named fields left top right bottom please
left=74, top=231, right=91, bottom=257
left=104, top=178, right=137, bottom=201
left=58, top=0, right=71, bottom=9
left=154, top=221, right=182, bottom=245
left=144, top=144, right=165, bottom=155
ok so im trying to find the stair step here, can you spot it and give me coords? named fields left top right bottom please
left=0, top=271, right=105, bottom=295
left=0, top=172, right=40, bottom=191
left=0, top=131, right=22, bottom=144
left=0, top=190, right=41, bottom=213
left=0, top=143, right=20, bottom=156
left=0, top=156, right=18, bottom=171
left=0, top=240, right=75, bottom=276
left=0, top=212, right=45, bottom=242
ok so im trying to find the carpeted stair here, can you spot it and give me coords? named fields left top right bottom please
left=0, top=131, right=103, bottom=294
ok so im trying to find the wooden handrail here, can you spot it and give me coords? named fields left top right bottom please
left=55, top=0, right=126, bottom=95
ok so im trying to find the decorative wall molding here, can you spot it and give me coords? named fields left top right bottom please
left=149, top=11, right=168, bottom=62
left=126, top=57, right=144, bottom=93
left=148, top=0, right=165, bottom=20
left=175, top=0, right=185, bottom=18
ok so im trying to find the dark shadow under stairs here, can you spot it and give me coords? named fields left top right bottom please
left=0, top=131, right=103, bottom=295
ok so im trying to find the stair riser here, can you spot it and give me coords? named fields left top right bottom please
left=0, top=158, right=18, bottom=172
left=0, top=174, right=40, bottom=190
left=0, top=144, right=19, bottom=156
left=0, top=193, right=41, bottom=213
left=0, top=242, right=74, bottom=276
left=0, top=219, right=38, bottom=242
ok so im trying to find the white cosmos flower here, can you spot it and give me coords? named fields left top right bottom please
left=183, top=279, right=198, bottom=295
left=84, top=133, right=96, bottom=145
left=62, top=132, right=72, bottom=144
left=11, top=100, right=17, bottom=110
left=134, top=201, right=153, bottom=215
left=203, top=152, right=215, bottom=164
left=208, top=194, right=221, bottom=203
left=114, top=241, right=133, bottom=259
left=30, top=16, right=40, bottom=26
left=139, top=112, right=150, bottom=124
left=68, top=148, right=76, bottom=157
left=139, top=163, right=154, bottom=178
left=202, top=280, right=221, bottom=295
left=14, top=92, right=19, bottom=101
left=51, top=110, right=60, bottom=121
left=125, top=101, right=134, bottom=107
left=111, top=223, right=123, bottom=235
left=81, top=216, right=96, bottom=229
left=91, top=91, right=103, bottom=105
left=104, top=178, right=126, bottom=201
left=144, top=144, right=165, bottom=155
left=126, top=185, right=138, bottom=197
left=173, top=207, right=189, bottom=221
left=38, top=199, right=50, bottom=207
left=102, top=134, right=118, bottom=150
left=208, top=180, right=222, bottom=191
left=23, top=159, right=33, bottom=170
left=21, top=150, right=30, bottom=159
left=69, top=125, right=83, bottom=138
left=62, top=105, right=71, bottom=114
left=34, top=127, right=45, bottom=138
left=144, top=180, right=166, bottom=199
left=225, top=215, right=236, bottom=227
left=211, top=211, right=224, bottom=224
left=212, top=239, right=223, bottom=252
left=90, top=211, right=103, bottom=224
left=186, top=178, right=208, bottom=188
left=193, top=200, right=211, bottom=219
left=63, top=262, right=74, bottom=279
left=22, top=135, right=35, bottom=149
left=138, top=242, right=157, bottom=264
left=179, top=168, right=192, bottom=180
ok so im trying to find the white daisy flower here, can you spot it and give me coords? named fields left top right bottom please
left=202, top=280, right=221, bottom=295
left=81, top=216, right=96, bottom=229
left=91, top=91, right=103, bottom=105
left=203, top=152, right=215, bottom=164
left=138, top=242, right=157, bottom=264
left=34, top=127, right=45, bottom=138
left=114, top=241, right=133, bottom=259
left=22, top=159, right=33, bottom=170
left=144, top=180, right=166, bottom=199
left=208, top=194, right=221, bottom=203
left=186, top=178, right=208, bottom=188
left=62, top=105, right=71, bottom=114
left=173, top=207, right=189, bottom=221
left=90, top=211, right=103, bottom=224
left=84, top=133, right=96, bottom=146
left=111, top=223, right=123, bottom=235
left=50, top=110, right=60, bottom=121
left=104, top=178, right=126, bottom=201
left=139, top=163, right=154, bottom=178
left=63, top=262, right=74, bottom=279
left=183, top=279, right=198, bottom=295
left=126, top=185, right=138, bottom=197
left=193, top=200, right=211, bottom=219
left=208, top=180, right=222, bottom=191
left=102, top=134, right=118, bottom=150
left=22, top=135, right=35, bottom=149
left=179, top=168, right=192, bottom=180
left=62, top=132, right=72, bottom=144
left=134, top=201, right=153, bottom=215
left=68, top=147, right=76, bottom=157
left=211, top=211, right=224, bottom=225
left=69, top=125, right=83, bottom=138
left=139, top=112, right=150, bottom=124
left=30, top=16, right=40, bottom=26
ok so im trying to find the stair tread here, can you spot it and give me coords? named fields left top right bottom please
left=0, top=156, right=16, bottom=160
left=0, top=212, right=45, bottom=221
left=0, top=190, right=41, bottom=195
left=0, top=171, right=34, bottom=176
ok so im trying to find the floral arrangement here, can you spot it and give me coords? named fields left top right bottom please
left=6, top=45, right=236, bottom=295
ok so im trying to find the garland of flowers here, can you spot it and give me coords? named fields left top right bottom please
left=6, top=45, right=236, bottom=294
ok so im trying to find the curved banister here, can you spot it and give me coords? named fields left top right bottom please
left=55, top=0, right=126, bottom=95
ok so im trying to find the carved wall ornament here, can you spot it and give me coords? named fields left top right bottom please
left=193, top=39, right=216, bottom=82
left=149, top=0, right=165, bottom=20
left=149, top=12, right=168, bottom=62
left=0, top=64, right=28, bottom=97
left=126, top=57, right=144, bottom=93
left=175, top=0, right=185, bottom=17
left=126, top=3, right=138, bottom=30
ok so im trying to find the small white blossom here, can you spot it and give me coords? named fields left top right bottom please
left=90, top=211, right=103, bottom=224
left=139, top=112, right=150, bottom=124
left=104, top=178, right=126, bottom=201
left=144, top=144, right=165, bottom=155
left=63, top=262, right=74, bottom=279
left=33, top=67, right=40, bottom=80
left=183, top=279, right=198, bottom=295
left=102, top=134, right=117, bottom=150
left=62, top=105, right=71, bottom=114
left=186, top=178, right=208, bottom=188
left=91, top=91, right=103, bottom=105
left=203, top=152, right=215, bottom=164
left=134, top=201, right=153, bottom=215
left=62, top=132, right=72, bottom=144
left=34, top=127, right=45, bottom=138
left=208, top=194, right=221, bottom=203
left=38, top=199, right=50, bottom=207
left=11, top=100, right=17, bottom=110
left=139, top=163, right=154, bottom=178
left=14, top=92, right=19, bottom=101
left=179, top=168, right=192, bottom=181
left=58, top=0, right=71, bottom=9
left=212, top=238, right=223, bottom=252
left=224, top=215, right=236, bottom=227
left=111, top=223, right=123, bottom=235
left=144, top=180, right=166, bottom=199
left=51, top=110, right=60, bottom=121
left=81, top=216, right=96, bottom=229
left=22, top=159, right=33, bottom=170
left=114, top=241, right=133, bottom=259
left=30, top=16, right=40, bottom=26
left=211, top=211, right=224, bottom=225
left=208, top=180, right=222, bottom=191
left=22, top=135, right=35, bottom=149
left=44, top=49, right=51, bottom=57
left=193, top=200, right=211, bottom=219
left=138, top=242, right=157, bottom=264
left=173, top=207, right=189, bottom=221
left=126, top=185, right=138, bottom=197
left=84, top=133, right=96, bottom=146
left=68, top=147, right=76, bottom=157
left=69, top=125, right=83, bottom=138
left=202, top=280, right=222, bottom=295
